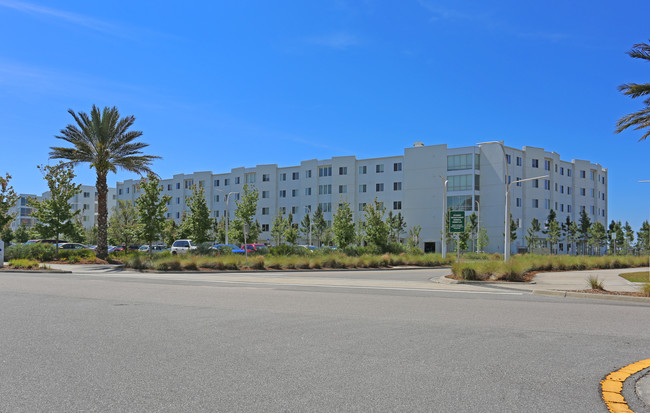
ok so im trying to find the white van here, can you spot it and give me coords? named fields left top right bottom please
left=170, top=239, right=196, bottom=254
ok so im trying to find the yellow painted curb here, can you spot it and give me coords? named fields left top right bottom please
left=601, top=358, right=650, bottom=412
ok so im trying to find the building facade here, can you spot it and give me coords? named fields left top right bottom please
left=10, top=186, right=116, bottom=233
left=116, top=142, right=608, bottom=254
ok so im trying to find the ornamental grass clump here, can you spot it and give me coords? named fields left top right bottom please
left=641, top=283, right=650, bottom=297
left=587, top=275, right=605, bottom=290
left=8, top=258, right=41, bottom=269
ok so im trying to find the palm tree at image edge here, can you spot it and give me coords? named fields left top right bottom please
left=616, top=41, right=650, bottom=141
left=50, top=105, right=159, bottom=259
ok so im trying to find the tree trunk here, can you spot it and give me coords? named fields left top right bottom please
left=96, top=172, right=108, bottom=259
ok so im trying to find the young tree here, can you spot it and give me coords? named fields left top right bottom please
left=510, top=214, right=518, bottom=243
left=230, top=184, right=260, bottom=245
left=271, top=212, right=288, bottom=246
left=1, top=227, right=14, bottom=245
left=14, top=224, right=31, bottom=244
left=0, top=173, right=19, bottom=236
left=578, top=210, right=591, bottom=255
left=477, top=227, right=489, bottom=252
left=84, top=226, right=99, bottom=246
left=332, top=200, right=355, bottom=249
left=284, top=213, right=299, bottom=245
left=29, top=163, right=82, bottom=257
left=185, top=184, right=211, bottom=244
left=525, top=218, right=541, bottom=250
left=312, top=204, right=327, bottom=247
left=213, top=217, right=227, bottom=244
left=637, top=221, right=650, bottom=253
left=543, top=210, right=560, bottom=254
left=300, top=212, right=312, bottom=245
left=108, top=200, right=139, bottom=249
left=388, top=212, right=406, bottom=244
left=355, top=221, right=366, bottom=246
left=589, top=222, right=607, bottom=255
left=161, top=219, right=178, bottom=247
left=467, top=212, right=478, bottom=252
left=364, top=199, right=389, bottom=251
left=136, top=173, right=172, bottom=251
left=624, top=221, right=635, bottom=254
left=50, top=105, right=159, bottom=259
left=615, top=41, right=650, bottom=141
left=407, top=225, right=421, bottom=248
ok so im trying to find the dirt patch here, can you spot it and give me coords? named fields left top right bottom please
left=45, top=258, right=109, bottom=265
left=568, top=289, right=648, bottom=297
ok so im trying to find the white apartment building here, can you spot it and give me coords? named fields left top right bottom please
left=11, top=186, right=117, bottom=233
left=116, top=142, right=607, bottom=254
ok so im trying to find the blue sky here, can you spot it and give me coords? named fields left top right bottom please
left=1, top=0, right=649, bottom=230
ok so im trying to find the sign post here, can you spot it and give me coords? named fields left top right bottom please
left=0, top=240, right=4, bottom=267
left=449, top=211, right=465, bottom=261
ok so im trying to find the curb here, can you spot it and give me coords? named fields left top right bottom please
left=533, top=289, right=650, bottom=304
left=131, top=265, right=449, bottom=275
left=438, top=275, right=536, bottom=285
left=0, top=268, right=72, bottom=274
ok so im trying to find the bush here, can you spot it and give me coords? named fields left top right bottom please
left=587, top=275, right=604, bottom=290
left=8, top=258, right=41, bottom=269
left=6, top=243, right=56, bottom=261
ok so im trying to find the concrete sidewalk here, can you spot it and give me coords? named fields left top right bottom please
left=532, top=268, right=647, bottom=292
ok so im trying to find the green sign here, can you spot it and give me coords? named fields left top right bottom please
left=449, top=211, right=465, bottom=233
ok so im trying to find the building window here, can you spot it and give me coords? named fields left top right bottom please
left=262, top=191, right=270, bottom=199
left=560, top=167, right=564, bottom=175
left=560, top=185, right=564, bottom=194
left=516, top=198, right=521, bottom=207
left=393, top=182, right=402, bottom=191
left=292, top=189, right=298, bottom=197
left=319, top=167, right=332, bottom=177
left=83, top=192, right=90, bottom=198
left=262, top=174, right=270, bottom=182
left=359, top=203, right=366, bottom=211
left=580, top=170, right=586, bottom=179
left=318, top=184, right=332, bottom=195
left=168, top=184, right=172, bottom=190
left=532, top=159, right=539, bottom=168
left=176, top=183, right=181, bottom=189
left=279, top=207, right=286, bottom=215
left=447, top=195, right=473, bottom=211
left=580, top=188, right=586, bottom=196
left=339, top=185, right=347, bottom=194
left=544, top=180, right=550, bottom=190
left=306, top=170, right=312, bottom=178
left=544, top=160, right=551, bottom=171
left=305, top=187, right=312, bottom=196
left=560, top=204, right=564, bottom=212
left=447, top=154, right=473, bottom=171
left=567, top=169, right=572, bottom=177
left=280, top=173, right=287, bottom=181
left=516, top=177, right=522, bottom=187
left=376, top=164, right=384, bottom=173
left=224, top=178, right=230, bottom=186
left=393, top=201, right=402, bottom=210
left=338, top=167, right=347, bottom=175
left=319, top=202, right=332, bottom=213
left=280, top=190, right=287, bottom=198
left=555, top=164, right=558, bottom=173
left=393, top=162, right=402, bottom=171
left=359, top=165, right=367, bottom=175
left=516, top=156, right=522, bottom=166
left=448, top=175, right=474, bottom=191
left=506, top=154, right=511, bottom=164
left=245, top=174, right=255, bottom=184
left=532, top=179, right=539, bottom=188
left=532, top=199, right=539, bottom=208
left=292, top=206, right=298, bottom=214
left=591, top=205, right=595, bottom=214
left=376, top=183, right=384, bottom=192
left=215, top=211, right=219, bottom=217
left=590, top=171, right=595, bottom=180
left=292, top=172, right=299, bottom=180
left=590, top=188, right=595, bottom=197
left=215, top=195, right=220, bottom=202
left=359, top=184, right=367, bottom=193
left=545, top=199, right=551, bottom=209
left=118, top=189, right=122, bottom=195
left=126, top=187, right=129, bottom=194
left=262, top=224, right=270, bottom=232
left=262, top=208, right=270, bottom=215
left=567, top=205, right=572, bottom=213
left=176, top=197, right=180, bottom=204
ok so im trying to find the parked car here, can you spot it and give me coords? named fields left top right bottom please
left=138, top=245, right=167, bottom=252
left=210, top=243, right=241, bottom=253
left=298, top=245, right=317, bottom=252
left=109, top=245, right=124, bottom=253
left=242, top=243, right=269, bottom=253
left=25, top=239, right=68, bottom=245
left=171, top=239, right=197, bottom=254
left=59, top=243, right=89, bottom=250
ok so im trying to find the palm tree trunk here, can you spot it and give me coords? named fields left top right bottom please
left=96, top=172, right=108, bottom=259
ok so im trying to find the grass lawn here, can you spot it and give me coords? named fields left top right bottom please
left=619, top=271, right=650, bottom=283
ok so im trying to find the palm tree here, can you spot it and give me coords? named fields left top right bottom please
left=50, top=105, right=159, bottom=259
left=616, top=41, right=650, bottom=141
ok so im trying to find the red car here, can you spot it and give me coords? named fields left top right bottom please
left=242, top=243, right=268, bottom=253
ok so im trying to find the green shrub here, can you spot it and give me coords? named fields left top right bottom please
left=587, top=275, right=604, bottom=290
left=6, top=243, right=56, bottom=261
left=8, top=258, right=41, bottom=269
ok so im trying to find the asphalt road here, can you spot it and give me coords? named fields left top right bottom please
left=1, top=269, right=649, bottom=412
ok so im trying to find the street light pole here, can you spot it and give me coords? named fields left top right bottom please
left=506, top=175, right=549, bottom=261
left=216, top=189, right=239, bottom=245
left=439, top=175, right=448, bottom=258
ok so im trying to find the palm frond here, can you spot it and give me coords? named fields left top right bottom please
left=627, top=41, right=650, bottom=61
left=617, top=83, right=650, bottom=99
left=615, top=107, right=650, bottom=141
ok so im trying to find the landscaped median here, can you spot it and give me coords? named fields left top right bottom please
left=120, top=252, right=452, bottom=271
left=452, top=254, right=650, bottom=283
